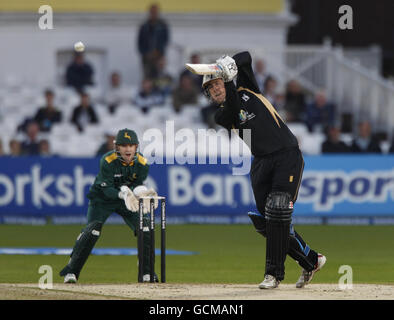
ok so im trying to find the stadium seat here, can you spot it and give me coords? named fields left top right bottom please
left=84, top=85, right=104, bottom=103
left=300, top=132, right=325, bottom=155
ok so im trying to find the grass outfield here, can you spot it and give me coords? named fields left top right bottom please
left=0, top=224, right=393, bottom=285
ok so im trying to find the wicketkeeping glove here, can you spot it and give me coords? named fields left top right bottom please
left=118, top=185, right=139, bottom=212
left=216, top=55, right=238, bottom=82
left=133, top=186, right=159, bottom=214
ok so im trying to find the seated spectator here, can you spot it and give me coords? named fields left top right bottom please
left=66, top=52, right=94, bottom=93
left=106, top=72, right=130, bottom=114
left=254, top=58, right=270, bottom=93
left=172, top=73, right=199, bottom=113
left=390, top=134, right=394, bottom=153
left=274, top=91, right=286, bottom=114
left=33, top=89, right=62, bottom=132
left=262, top=76, right=278, bottom=107
left=39, top=139, right=51, bottom=156
left=96, top=133, right=116, bottom=156
left=133, top=78, right=164, bottom=114
left=283, top=80, right=306, bottom=123
left=71, top=92, right=99, bottom=132
left=305, top=90, right=336, bottom=132
left=21, top=121, right=41, bottom=155
left=17, top=117, right=35, bottom=134
left=350, top=121, right=382, bottom=153
left=153, top=56, right=174, bottom=98
left=180, top=52, right=203, bottom=91
left=9, top=139, right=22, bottom=157
left=341, top=112, right=353, bottom=133
left=322, top=125, right=351, bottom=153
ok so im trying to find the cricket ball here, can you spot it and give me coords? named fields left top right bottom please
left=74, top=41, right=85, bottom=52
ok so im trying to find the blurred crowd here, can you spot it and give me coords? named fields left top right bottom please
left=0, top=3, right=393, bottom=158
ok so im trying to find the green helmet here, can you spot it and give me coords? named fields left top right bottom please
left=115, top=129, right=139, bottom=145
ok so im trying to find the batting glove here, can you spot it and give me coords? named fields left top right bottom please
left=118, top=185, right=139, bottom=212
left=133, top=186, right=159, bottom=214
left=216, top=55, right=238, bottom=82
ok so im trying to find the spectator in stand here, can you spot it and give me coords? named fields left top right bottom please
left=96, top=133, right=116, bottom=156
left=33, top=89, right=62, bottom=132
left=9, top=139, right=22, bottom=157
left=137, top=3, right=170, bottom=79
left=21, top=121, right=41, bottom=155
left=66, top=52, right=94, bottom=93
left=106, top=72, right=130, bottom=114
left=254, top=59, right=270, bottom=93
left=305, top=90, right=336, bottom=132
left=390, top=133, right=394, bottom=153
left=181, top=52, right=203, bottom=91
left=153, top=56, right=174, bottom=98
left=71, top=92, right=99, bottom=133
left=321, top=125, right=351, bottom=153
left=283, top=80, right=306, bottom=123
left=172, top=73, right=199, bottom=113
left=38, top=139, right=51, bottom=156
left=350, top=121, right=382, bottom=153
left=273, top=90, right=287, bottom=117
left=262, top=76, right=278, bottom=107
left=133, top=78, right=164, bottom=114
left=0, top=139, right=4, bottom=156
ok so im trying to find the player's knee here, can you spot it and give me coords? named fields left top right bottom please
left=248, top=211, right=267, bottom=237
left=265, top=192, right=293, bottom=222
left=84, top=221, right=103, bottom=237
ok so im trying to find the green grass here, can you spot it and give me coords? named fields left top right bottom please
left=0, top=224, right=393, bottom=284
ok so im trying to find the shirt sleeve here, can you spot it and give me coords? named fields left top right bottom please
left=131, top=154, right=149, bottom=188
left=95, top=160, right=120, bottom=200
left=232, top=51, right=261, bottom=94
left=133, top=163, right=149, bottom=188
left=214, top=82, right=241, bottom=130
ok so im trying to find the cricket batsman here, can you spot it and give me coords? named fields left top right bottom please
left=200, top=52, right=326, bottom=289
left=59, top=128, right=159, bottom=283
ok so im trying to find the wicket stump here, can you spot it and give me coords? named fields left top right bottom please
left=137, top=196, right=166, bottom=283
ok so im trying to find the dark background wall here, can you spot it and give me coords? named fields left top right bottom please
left=287, top=0, right=394, bottom=78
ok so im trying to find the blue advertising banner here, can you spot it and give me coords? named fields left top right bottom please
left=0, top=155, right=393, bottom=224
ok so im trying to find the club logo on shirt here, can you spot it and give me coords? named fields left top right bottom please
left=239, top=109, right=256, bottom=124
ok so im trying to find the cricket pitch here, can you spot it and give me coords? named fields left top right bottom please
left=1, top=283, right=393, bottom=300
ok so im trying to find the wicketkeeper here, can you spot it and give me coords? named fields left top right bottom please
left=202, top=52, right=326, bottom=289
left=59, top=128, right=159, bottom=283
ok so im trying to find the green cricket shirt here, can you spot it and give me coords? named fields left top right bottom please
left=87, top=151, right=149, bottom=203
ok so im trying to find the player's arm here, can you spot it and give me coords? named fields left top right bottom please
left=130, top=153, right=149, bottom=188
left=232, top=51, right=261, bottom=93
left=95, top=160, right=120, bottom=200
left=214, top=79, right=242, bottom=130
left=213, top=55, right=242, bottom=129
left=132, top=154, right=159, bottom=213
left=96, top=156, right=140, bottom=212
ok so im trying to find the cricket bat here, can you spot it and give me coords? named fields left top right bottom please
left=185, top=63, right=221, bottom=75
